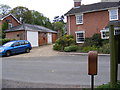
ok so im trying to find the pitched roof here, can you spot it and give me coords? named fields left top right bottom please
left=105, top=21, right=120, bottom=28
left=65, top=2, right=120, bottom=15
left=0, top=13, right=21, bottom=24
left=5, top=24, right=57, bottom=33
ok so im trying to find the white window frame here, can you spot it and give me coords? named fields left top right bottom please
left=75, top=31, right=85, bottom=43
left=100, top=29, right=109, bottom=39
left=76, top=14, right=83, bottom=25
left=109, top=8, right=118, bottom=21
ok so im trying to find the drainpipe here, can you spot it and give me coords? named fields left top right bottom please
left=68, top=16, right=71, bottom=35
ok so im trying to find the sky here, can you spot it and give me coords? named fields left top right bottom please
left=0, top=0, right=101, bottom=22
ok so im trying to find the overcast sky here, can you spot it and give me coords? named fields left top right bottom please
left=0, top=0, right=101, bottom=21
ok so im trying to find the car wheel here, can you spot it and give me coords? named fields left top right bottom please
left=26, top=48, right=30, bottom=53
left=6, top=51, right=11, bottom=57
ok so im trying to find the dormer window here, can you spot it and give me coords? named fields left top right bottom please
left=76, top=14, right=83, bottom=25
left=109, top=8, right=118, bottom=21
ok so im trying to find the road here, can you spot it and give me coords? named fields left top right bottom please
left=2, top=55, right=119, bottom=88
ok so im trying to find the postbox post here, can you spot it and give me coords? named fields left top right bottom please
left=88, top=51, right=98, bottom=90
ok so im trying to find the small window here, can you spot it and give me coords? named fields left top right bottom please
left=75, top=31, right=85, bottom=43
left=8, top=23, right=13, bottom=29
left=76, top=14, right=83, bottom=24
left=115, top=30, right=120, bottom=35
left=101, top=29, right=109, bottom=39
left=109, top=9, right=118, bottom=21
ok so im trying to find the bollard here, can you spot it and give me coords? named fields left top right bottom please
left=88, top=51, right=98, bottom=90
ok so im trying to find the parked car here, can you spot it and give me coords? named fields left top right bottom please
left=0, top=40, right=32, bottom=57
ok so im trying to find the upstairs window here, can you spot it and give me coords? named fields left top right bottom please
left=76, top=14, right=83, bottom=24
left=8, top=23, right=13, bottom=29
left=75, top=31, right=85, bottom=43
left=109, top=9, right=118, bottom=21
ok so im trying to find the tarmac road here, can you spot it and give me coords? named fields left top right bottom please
left=2, top=55, right=117, bottom=88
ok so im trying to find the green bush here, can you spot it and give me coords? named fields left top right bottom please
left=80, top=46, right=98, bottom=53
left=84, top=34, right=103, bottom=47
left=99, top=43, right=110, bottom=54
left=53, top=43, right=62, bottom=51
left=64, top=45, right=78, bottom=52
left=0, top=38, right=15, bottom=45
left=97, top=81, right=120, bottom=89
left=53, top=35, right=75, bottom=51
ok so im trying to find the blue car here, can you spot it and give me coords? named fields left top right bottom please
left=0, top=40, right=32, bottom=57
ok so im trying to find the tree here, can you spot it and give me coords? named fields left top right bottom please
left=52, top=22, right=65, bottom=37
left=53, top=15, right=64, bottom=23
left=0, top=4, right=11, bottom=15
left=31, top=10, right=53, bottom=29
left=53, top=15, right=66, bottom=37
left=10, top=6, right=33, bottom=24
left=1, top=22, right=8, bottom=38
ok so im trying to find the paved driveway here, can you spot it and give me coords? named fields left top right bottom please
left=10, top=44, right=60, bottom=57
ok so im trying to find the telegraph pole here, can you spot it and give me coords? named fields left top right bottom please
left=109, top=25, right=118, bottom=88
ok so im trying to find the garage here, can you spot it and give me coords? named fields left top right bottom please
left=27, top=31, right=38, bottom=47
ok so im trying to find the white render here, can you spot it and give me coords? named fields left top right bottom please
left=101, top=0, right=120, bottom=2
left=27, top=31, right=38, bottom=47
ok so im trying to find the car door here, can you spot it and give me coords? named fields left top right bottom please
left=11, top=42, right=21, bottom=54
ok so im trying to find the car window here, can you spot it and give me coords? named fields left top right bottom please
left=25, top=41, right=29, bottom=44
left=14, top=42, right=20, bottom=46
left=20, top=41, right=25, bottom=45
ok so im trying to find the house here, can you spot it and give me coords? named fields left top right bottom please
left=0, top=14, right=21, bottom=30
left=65, top=0, right=120, bottom=43
left=5, top=24, right=57, bottom=47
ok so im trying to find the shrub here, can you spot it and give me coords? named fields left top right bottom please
left=97, top=80, right=120, bottom=89
left=53, top=43, right=62, bottom=51
left=80, top=46, right=98, bottom=53
left=64, top=45, right=78, bottom=52
left=53, top=35, right=75, bottom=51
left=99, top=43, right=110, bottom=54
left=84, top=33, right=103, bottom=47
left=0, top=38, right=15, bottom=45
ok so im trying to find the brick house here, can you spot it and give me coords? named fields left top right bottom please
left=0, top=14, right=21, bottom=30
left=65, top=0, right=120, bottom=43
left=5, top=24, right=57, bottom=47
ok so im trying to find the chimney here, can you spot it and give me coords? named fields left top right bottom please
left=73, top=0, right=82, bottom=7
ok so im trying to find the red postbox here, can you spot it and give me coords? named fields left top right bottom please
left=88, top=51, right=98, bottom=75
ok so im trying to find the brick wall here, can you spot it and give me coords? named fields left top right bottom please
left=0, top=21, right=2, bottom=30
left=6, top=31, right=26, bottom=40
left=67, top=9, right=120, bottom=38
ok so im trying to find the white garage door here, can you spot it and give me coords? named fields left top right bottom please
left=27, top=31, right=38, bottom=47
left=47, top=33, right=52, bottom=44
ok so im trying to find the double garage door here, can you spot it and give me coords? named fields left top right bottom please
left=27, top=31, right=53, bottom=47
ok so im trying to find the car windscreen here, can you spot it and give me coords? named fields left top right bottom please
left=3, top=42, right=15, bottom=47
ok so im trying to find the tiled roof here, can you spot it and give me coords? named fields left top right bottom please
left=65, top=2, right=120, bottom=15
left=5, top=24, right=57, bottom=33
left=105, top=21, right=120, bottom=28
left=0, top=14, right=21, bottom=24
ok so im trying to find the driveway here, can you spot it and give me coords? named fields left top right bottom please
left=9, top=44, right=60, bottom=58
